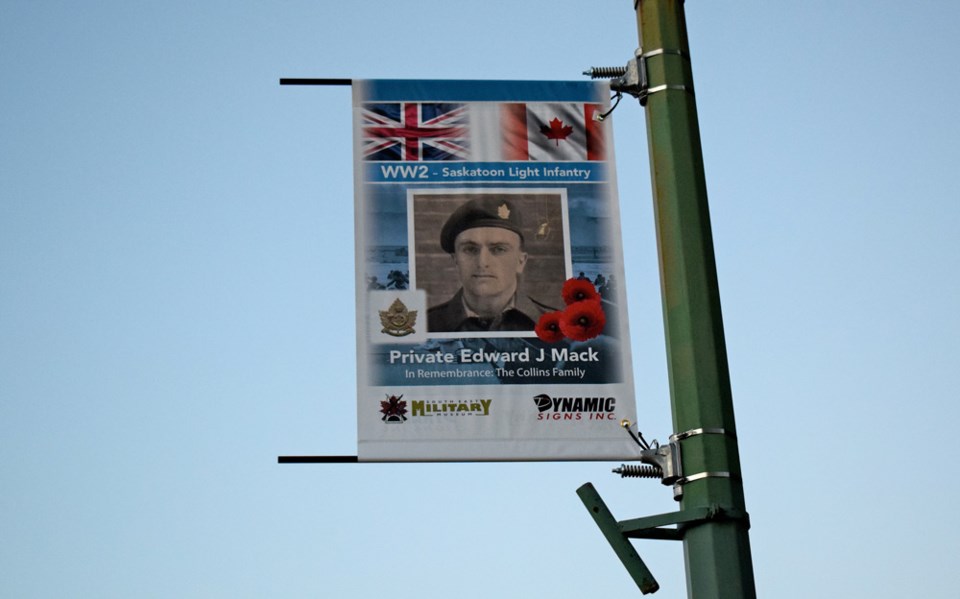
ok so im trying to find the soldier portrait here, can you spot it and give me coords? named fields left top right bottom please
left=410, top=190, right=569, bottom=334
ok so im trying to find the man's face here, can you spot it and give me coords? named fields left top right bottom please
left=453, top=227, right=527, bottom=302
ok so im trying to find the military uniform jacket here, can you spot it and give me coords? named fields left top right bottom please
left=427, top=289, right=555, bottom=333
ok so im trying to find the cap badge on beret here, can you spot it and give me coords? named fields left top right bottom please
left=439, top=197, right=524, bottom=253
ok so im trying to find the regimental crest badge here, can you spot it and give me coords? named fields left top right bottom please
left=380, top=394, right=407, bottom=423
left=497, top=203, right=511, bottom=219
left=379, top=298, right=417, bottom=337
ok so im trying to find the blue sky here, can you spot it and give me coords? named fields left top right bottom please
left=3, top=1, right=959, bottom=597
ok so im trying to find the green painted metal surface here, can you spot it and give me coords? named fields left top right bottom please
left=577, top=483, right=660, bottom=594
left=633, top=1, right=757, bottom=597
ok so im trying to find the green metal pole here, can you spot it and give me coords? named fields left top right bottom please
left=633, top=1, right=757, bottom=597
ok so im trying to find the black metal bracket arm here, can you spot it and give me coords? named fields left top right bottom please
left=279, top=78, right=351, bottom=86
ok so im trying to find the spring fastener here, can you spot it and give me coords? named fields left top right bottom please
left=613, top=464, right=662, bottom=479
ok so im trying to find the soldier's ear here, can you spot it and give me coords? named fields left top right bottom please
left=516, top=251, right=528, bottom=272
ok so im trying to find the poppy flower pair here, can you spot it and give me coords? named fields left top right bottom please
left=535, top=279, right=606, bottom=342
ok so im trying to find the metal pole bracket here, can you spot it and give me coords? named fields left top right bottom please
left=619, top=504, right=752, bottom=540
left=584, top=47, right=693, bottom=108
left=577, top=483, right=751, bottom=594
left=576, top=483, right=660, bottom=595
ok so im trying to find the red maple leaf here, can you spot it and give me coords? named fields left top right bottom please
left=540, top=117, right=574, bottom=146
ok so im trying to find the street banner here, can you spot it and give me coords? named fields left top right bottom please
left=353, top=80, right=637, bottom=461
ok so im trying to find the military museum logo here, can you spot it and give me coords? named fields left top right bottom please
left=379, top=298, right=417, bottom=337
left=380, top=394, right=408, bottom=423
left=379, top=394, right=493, bottom=423
left=410, top=399, right=493, bottom=418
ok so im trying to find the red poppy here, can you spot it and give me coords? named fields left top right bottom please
left=535, top=311, right=566, bottom=343
left=559, top=300, right=606, bottom=341
left=561, top=278, right=600, bottom=305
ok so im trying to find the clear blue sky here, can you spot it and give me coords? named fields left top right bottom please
left=3, top=1, right=959, bottom=597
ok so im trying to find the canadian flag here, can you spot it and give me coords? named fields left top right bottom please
left=468, top=102, right=606, bottom=162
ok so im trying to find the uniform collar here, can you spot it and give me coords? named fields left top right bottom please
left=461, top=293, right=517, bottom=319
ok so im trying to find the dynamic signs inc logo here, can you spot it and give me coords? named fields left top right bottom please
left=533, top=393, right=616, bottom=421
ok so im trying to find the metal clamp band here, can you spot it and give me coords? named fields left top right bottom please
left=639, top=48, right=689, bottom=61
left=675, top=471, right=737, bottom=486
left=636, top=48, right=694, bottom=102
left=595, top=48, right=694, bottom=104
left=645, top=84, right=694, bottom=97
left=669, top=427, right=734, bottom=443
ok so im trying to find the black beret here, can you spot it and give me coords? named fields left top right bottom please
left=439, top=197, right=524, bottom=253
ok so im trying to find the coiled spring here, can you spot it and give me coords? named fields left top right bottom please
left=612, top=463, right=662, bottom=479
left=583, top=66, right=628, bottom=79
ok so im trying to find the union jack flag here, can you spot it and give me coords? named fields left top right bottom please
left=362, top=102, right=468, bottom=161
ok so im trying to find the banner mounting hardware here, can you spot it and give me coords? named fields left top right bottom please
left=579, top=423, right=749, bottom=593
left=584, top=47, right=693, bottom=114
